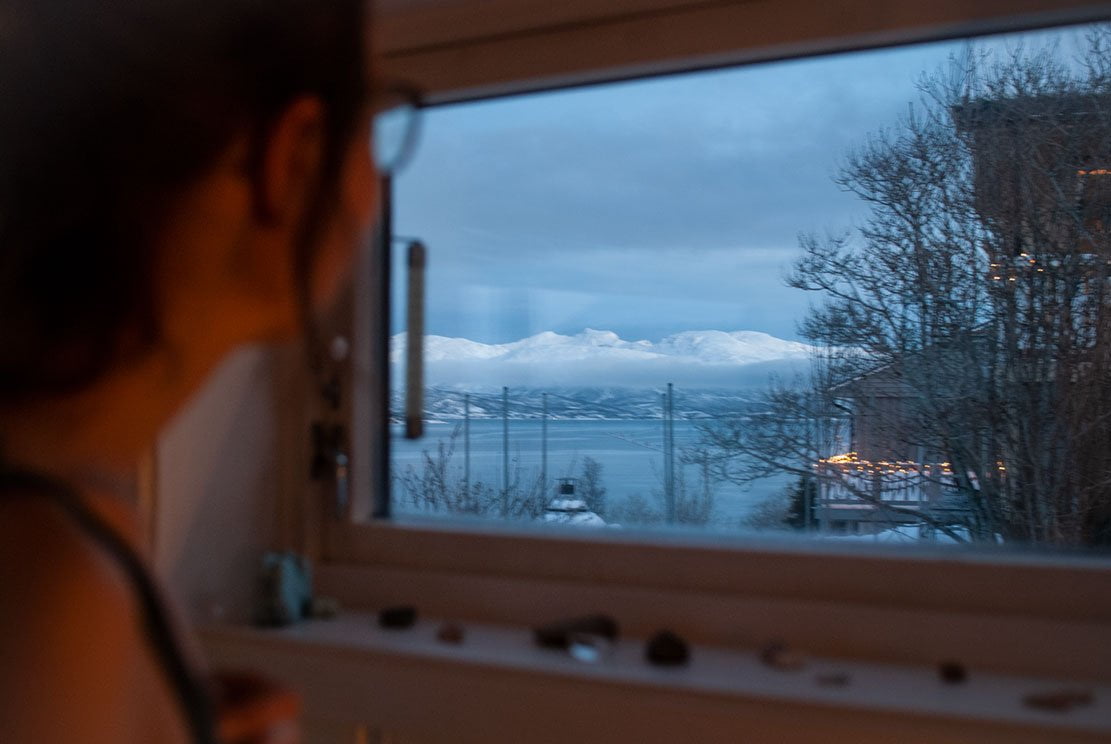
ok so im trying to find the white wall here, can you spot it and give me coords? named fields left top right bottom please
left=153, top=345, right=295, bottom=624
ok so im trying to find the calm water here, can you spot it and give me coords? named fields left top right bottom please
left=390, top=419, right=790, bottom=525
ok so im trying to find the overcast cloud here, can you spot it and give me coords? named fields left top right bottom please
left=393, top=25, right=1089, bottom=344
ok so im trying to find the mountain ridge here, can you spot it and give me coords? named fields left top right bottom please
left=391, top=328, right=813, bottom=366
left=388, top=328, right=815, bottom=419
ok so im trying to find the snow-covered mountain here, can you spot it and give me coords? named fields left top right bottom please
left=390, top=328, right=815, bottom=400
left=392, top=329, right=811, bottom=367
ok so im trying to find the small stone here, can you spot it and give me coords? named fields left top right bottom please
left=1023, top=689, right=1094, bottom=712
left=646, top=630, right=689, bottom=666
left=567, top=633, right=612, bottom=663
left=815, top=671, right=851, bottom=687
left=377, top=605, right=417, bottom=629
left=938, top=661, right=968, bottom=684
left=436, top=622, right=465, bottom=644
left=760, top=641, right=807, bottom=671
left=310, top=596, right=340, bottom=619
left=534, top=614, right=619, bottom=649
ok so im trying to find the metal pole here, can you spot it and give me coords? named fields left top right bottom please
left=502, top=386, right=509, bottom=517
left=662, top=391, right=668, bottom=519
left=664, top=384, right=676, bottom=524
left=668, top=382, right=675, bottom=524
left=702, top=456, right=710, bottom=508
left=541, top=392, right=548, bottom=499
left=464, top=393, right=471, bottom=500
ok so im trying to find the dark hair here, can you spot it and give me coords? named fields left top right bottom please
left=0, top=0, right=368, bottom=402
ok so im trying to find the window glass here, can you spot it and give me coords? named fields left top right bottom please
left=389, top=22, right=1111, bottom=549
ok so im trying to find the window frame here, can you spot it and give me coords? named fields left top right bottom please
left=325, top=0, right=1111, bottom=684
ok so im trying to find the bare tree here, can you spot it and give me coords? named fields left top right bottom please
left=674, top=457, right=714, bottom=526
left=606, top=460, right=715, bottom=528
left=607, top=492, right=662, bottom=527
left=578, top=456, right=608, bottom=516
left=394, top=424, right=549, bottom=520
left=701, top=30, right=1111, bottom=546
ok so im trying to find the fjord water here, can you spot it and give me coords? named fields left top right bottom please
left=391, top=419, right=788, bottom=526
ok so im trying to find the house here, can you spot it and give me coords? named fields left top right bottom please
left=814, top=90, right=1111, bottom=539
left=814, top=364, right=969, bottom=536
left=952, top=92, right=1111, bottom=261
left=541, top=479, right=606, bottom=527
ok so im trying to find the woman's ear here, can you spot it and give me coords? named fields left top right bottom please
left=230, top=96, right=327, bottom=316
left=255, top=97, right=326, bottom=225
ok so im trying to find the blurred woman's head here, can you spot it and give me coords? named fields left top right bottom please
left=0, top=0, right=376, bottom=413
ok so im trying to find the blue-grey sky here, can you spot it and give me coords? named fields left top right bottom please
left=393, top=24, right=1089, bottom=344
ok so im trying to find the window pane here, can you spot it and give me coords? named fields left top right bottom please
left=388, top=22, right=1111, bottom=550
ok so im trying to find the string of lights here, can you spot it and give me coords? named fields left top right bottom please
left=816, top=451, right=955, bottom=477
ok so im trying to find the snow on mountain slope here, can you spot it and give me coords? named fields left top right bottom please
left=421, top=335, right=507, bottom=362
left=390, top=329, right=815, bottom=390
left=392, top=329, right=810, bottom=366
left=653, top=330, right=811, bottom=364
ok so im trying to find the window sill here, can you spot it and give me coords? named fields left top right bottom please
left=199, top=613, right=1111, bottom=743
left=327, top=518, right=1111, bottom=620
left=319, top=519, right=1111, bottom=681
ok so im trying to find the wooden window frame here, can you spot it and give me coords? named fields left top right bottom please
left=310, top=0, right=1111, bottom=683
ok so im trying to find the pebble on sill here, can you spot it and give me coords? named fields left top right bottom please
left=378, top=605, right=418, bottom=629
left=1023, top=689, right=1095, bottom=713
left=436, top=622, right=465, bottom=644
left=760, top=641, right=807, bottom=671
left=568, top=633, right=613, bottom=663
left=938, top=661, right=968, bottom=684
left=533, top=614, right=619, bottom=650
left=646, top=630, right=690, bottom=667
left=815, top=671, right=852, bottom=687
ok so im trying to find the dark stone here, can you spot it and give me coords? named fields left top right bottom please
left=377, top=605, right=417, bottom=629
left=534, top=614, right=619, bottom=649
left=646, top=630, right=690, bottom=666
left=437, top=622, right=465, bottom=644
left=815, top=672, right=852, bottom=687
left=938, top=661, right=968, bottom=684
left=1022, top=689, right=1094, bottom=712
left=760, top=641, right=806, bottom=671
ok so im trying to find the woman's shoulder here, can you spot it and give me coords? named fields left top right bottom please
left=0, top=491, right=151, bottom=743
left=0, top=489, right=141, bottom=653
left=0, top=486, right=138, bottom=607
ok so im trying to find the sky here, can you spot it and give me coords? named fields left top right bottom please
left=392, top=24, right=1092, bottom=345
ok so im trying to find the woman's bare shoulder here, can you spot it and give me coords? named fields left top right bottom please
left=0, top=496, right=143, bottom=743
left=0, top=493, right=134, bottom=604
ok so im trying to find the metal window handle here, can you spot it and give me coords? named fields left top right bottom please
left=405, top=240, right=426, bottom=439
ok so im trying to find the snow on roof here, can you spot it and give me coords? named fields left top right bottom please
left=546, top=498, right=589, bottom=512
left=822, top=524, right=970, bottom=544
left=541, top=510, right=607, bottom=527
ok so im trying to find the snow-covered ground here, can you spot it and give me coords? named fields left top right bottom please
left=822, top=524, right=971, bottom=544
